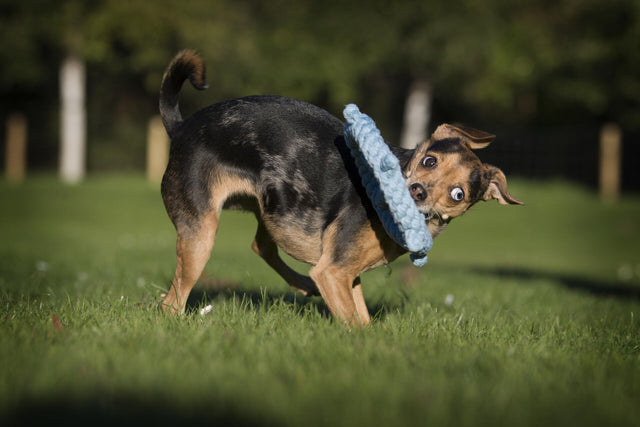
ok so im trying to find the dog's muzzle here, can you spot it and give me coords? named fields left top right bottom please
left=410, top=183, right=427, bottom=201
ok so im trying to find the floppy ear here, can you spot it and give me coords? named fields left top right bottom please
left=432, top=123, right=495, bottom=149
left=482, top=167, right=524, bottom=205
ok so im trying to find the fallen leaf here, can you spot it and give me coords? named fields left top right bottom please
left=51, top=313, right=63, bottom=331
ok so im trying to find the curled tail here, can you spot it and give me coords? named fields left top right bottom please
left=159, top=50, right=208, bottom=137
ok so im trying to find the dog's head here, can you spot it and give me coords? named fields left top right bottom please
left=403, top=124, right=523, bottom=236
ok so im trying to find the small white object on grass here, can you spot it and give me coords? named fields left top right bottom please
left=200, top=305, right=213, bottom=316
left=36, top=261, right=50, bottom=272
left=444, top=294, right=455, bottom=306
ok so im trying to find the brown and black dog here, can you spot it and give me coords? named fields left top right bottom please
left=159, top=50, right=522, bottom=325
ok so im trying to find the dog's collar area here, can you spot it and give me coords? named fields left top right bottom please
left=343, top=104, right=433, bottom=267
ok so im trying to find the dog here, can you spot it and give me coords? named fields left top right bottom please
left=158, top=50, right=523, bottom=325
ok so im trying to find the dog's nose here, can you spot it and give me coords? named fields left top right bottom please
left=410, top=183, right=427, bottom=201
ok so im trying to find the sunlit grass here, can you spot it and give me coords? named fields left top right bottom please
left=1, top=176, right=639, bottom=426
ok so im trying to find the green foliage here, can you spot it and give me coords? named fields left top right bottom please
left=0, top=177, right=639, bottom=426
left=2, top=0, right=640, bottom=171
left=2, top=0, right=640, bottom=122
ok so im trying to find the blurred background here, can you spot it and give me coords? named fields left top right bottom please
left=1, top=0, right=639, bottom=192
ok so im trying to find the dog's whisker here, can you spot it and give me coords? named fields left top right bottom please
left=423, top=205, right=445, bottom=224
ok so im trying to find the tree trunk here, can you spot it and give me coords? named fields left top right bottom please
left=59, top=54, right=86, bottom=183
left=400, top=79, right=432, bottom=149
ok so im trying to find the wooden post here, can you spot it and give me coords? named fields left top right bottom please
left=146, top=115, right=169, bottom=184
left=5, top=114, right=28, bottom=182
left=599, top=123, right=622, bottom=202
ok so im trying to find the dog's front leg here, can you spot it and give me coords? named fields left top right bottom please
left=310, top=259, right=369, bottom=326
left=351, top=277, right=371, bottom=324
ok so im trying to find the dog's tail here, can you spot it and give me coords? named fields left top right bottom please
left=159, top=49, right=208, bottom=137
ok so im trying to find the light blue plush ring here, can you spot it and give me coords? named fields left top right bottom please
left=343, top=104, right=433, bottom=267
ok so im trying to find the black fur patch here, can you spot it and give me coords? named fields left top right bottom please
left=427, top=138, right=465, bottom=153
left=428, top=138, right=479, bottom=164
left=467, top=169, right=484, bottom=201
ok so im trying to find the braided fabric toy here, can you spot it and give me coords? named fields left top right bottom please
left=343, top=104, right=433, bottom=267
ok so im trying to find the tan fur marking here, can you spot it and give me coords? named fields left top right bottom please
left=432, top=123, right=495, bottom=149
left=162, top=210, right=219, bottom=314
left=164, top=49, right=206, bottom=88
left=341, top=221, right=405, bottom=275
left=211, top=172, right=258, bottom=211
left=182, top=50, right=206, bottom=88
left=306, top=216, right=384, bottom=325
left=260, top=216, right=321, bottom=264
left=351, top=277, right=371, bottom=324
left=310, top=259, right=362, bottom=326
left=410, top=152, right=478, bottom=219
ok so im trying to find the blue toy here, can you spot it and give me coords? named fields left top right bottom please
left=343, top=104, right=433, bottom=267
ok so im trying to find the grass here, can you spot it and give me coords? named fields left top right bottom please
left=1, top=175, right=639, bottom=426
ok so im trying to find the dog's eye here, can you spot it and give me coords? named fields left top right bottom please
left=422, top=155, right=437, bottom=169
left=450, top=187, right=465, bottom=202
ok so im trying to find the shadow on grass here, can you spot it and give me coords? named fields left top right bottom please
left=175, top=263, right=640, bottom=323
left=182, top=274, right=395, bottom=321
left=185, top=286, right=330, bottom=318
left=468, top=266, right=640, bottom=300
left=2, top=395, right=267, bottom=427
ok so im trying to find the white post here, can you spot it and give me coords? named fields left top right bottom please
left=400, top=79, right=431, bottom=149
left=59, top=54, right=86, bottom=183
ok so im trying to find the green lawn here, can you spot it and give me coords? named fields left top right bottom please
left=1, top=176, right=639, bottom=426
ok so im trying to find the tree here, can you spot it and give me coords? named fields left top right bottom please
left=1, top=0, right=639, bottom=175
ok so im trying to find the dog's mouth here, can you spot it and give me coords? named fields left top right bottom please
left=424, top=206, right=448, bottom=224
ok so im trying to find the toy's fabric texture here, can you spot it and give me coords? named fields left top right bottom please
left=343, top=104, right=433, bottom=267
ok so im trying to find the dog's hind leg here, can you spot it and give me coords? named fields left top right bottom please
left=251, top=221, right=319, bottom=296
left=162, top=212, right=219, bottom=314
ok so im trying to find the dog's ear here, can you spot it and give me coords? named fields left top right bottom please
left=432, top=124, right=495, bottom=149
left=482, top=166, right=524, bottom=205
